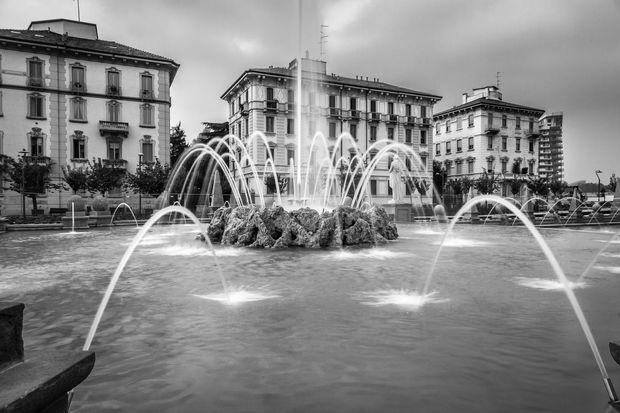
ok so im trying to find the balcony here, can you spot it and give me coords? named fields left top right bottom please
left=106, top=85, right=122, bottom=97
left=485, top=125, right=500, bottom=135
left=404, top=116, right=416, bottom=125
left=263, top=99, right=278, bottom=112
left=240, top=102, right=250, bottom=116
left=328, top=107, right=341, bottom=118
left=285, top=103, right=295, bottom=113
left=99, top=120, right=129, bottom=137
left=102, top=159, right=127, bottom=169
left=350, top=110, right=361, bottom=120
left=27, top=77, right=44, bottom=88
left=71, top=82, right=86, bottom=94
left=526, top=129, right=540, bottom=138
left=23, top=155, right=52, bottom=166
left=140, top=89, right=154, bottom=100
left=419, top=118, right=432, bottom=128
left=368, top=112, right=381, bottom=123
left=385, top=114, right=398, bottom=124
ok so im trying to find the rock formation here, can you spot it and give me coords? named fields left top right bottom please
left=202, top=205, right=398, bottom=248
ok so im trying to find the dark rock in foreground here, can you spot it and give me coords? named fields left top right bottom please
left=203, top=205, right=398, bottom=248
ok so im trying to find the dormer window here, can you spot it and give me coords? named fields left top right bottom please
left=106, top=69, right=121, bottom=96
left=27, top=57, right=44, bottom=87
left=71, top=64, right=86, bottom=92
left=140, top=72, right=153, bottom=99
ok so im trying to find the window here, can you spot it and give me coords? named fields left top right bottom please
left=468, top=137, right=474, bottom=150
left=516, top=137, right=521, bottom=152
left=457, top=117, right=462, bottom=130
left=456, top=162, right=462, bottom=175
left=30, top=135, right=43, bottom=156
left=142, top=140, right=153, bottom=163
left=140, top=104, right=154, bottom=126
left=501, top=159, right=508, bottom=173
left=0, top=91, right=3, bottom=116
left=529, top=140, right=535, bottom=152
left=405, top=104, right=412, bottom=116
left=420, top=130, right=426, bottom=145
left=266, top=87, right=274, bottom=101
left=370, top=125, right=377, bottom=141
left=370, top=100, right=377, bottom=113
left=288, top=89, right=294, bottom=104
left=329, top=122, right=336, bottom=138
left=405, top=129, right=412, bottom=144
left=350, top=123, right=357, bottom=140
left=502, top=115, right=507, bottom=128
left=487, top=159, right=493, bottom=172
left=329, top=95, right=337, bottom=108
left=435, top=143, right=441, bottom=156
left=70, top=97, right=86, bottom=121
left=107, top=100, right=120, bottom=122
left=106, top=69, right=120, bottom=95
left=528, top=118, right=534, bottom=132
left=27, top=93, right=45, bottom=118
left=108, top=140, right=121, bottom=160
left=468, top=114, right=474, bottom=127
left=387, top=127, right=394, bottom=140
left=265, top=144, right=275, bottom=161
left=27, top=58, right=43, bottom=87
left=501, top=136, right=507, bottom=151
left=435, top=122, right=441, bottom=134
left=287, top=118, right=295, bottom=134
left=445, top=120, right=451, bottom=132
left=370, top=179, right=377, bottom=195
left=420, top=156, right=427, bottom=168
left=516, top=116, right=521, bottom=130
left=244, top=118, right=249, bottom=137
left=71, top=65, right=85, bottom=92
left=350, top=97, right=357, bottom=111
left=287, top=149, right=295, bottom=165
left=266, top=116, right=274, bottom=133
left=487, top=136, right=494, bottom=150
left=420, top=105, right=427, bottom=118
left=308, top=92, right=316, bottom=106
left=446, top=141, right=451, bottom=154
left=456, top=139, right=462, bottom=153
left=387, top=102, right=394, bottom=114
left=405, top=157, right=412, bottom=171
left=468, top=161, right=474, bottom=174
left=140, top=73, right=153, bottom=98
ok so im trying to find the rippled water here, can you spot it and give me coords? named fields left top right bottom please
left=2, top=224, right=620, bottom=412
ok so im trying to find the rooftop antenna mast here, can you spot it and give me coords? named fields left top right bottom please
left=496, top=71, right=502, bottom=89
left=73, top=0, right=81, bottom=21
left=320, top=24, right=328, bottom=60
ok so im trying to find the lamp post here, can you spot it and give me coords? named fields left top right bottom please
left=595, top=170, right=602, bottom=203
left=138, top=153, right=143, bottom=216
left=18, top=148, right=29, bottom=218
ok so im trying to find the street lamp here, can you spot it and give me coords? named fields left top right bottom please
left=595, top=170, right=602, bottom=203
left=18, top=148, right=29, bottom=218
left=138, top=153, right=144, bottom=216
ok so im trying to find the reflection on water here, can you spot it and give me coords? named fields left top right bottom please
left=355, top=289, right=447, bottom=309
left=514, top=277, right=588, bottom=291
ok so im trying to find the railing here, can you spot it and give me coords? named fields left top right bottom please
left=102, top=159, right=128, bottom=169
left=384, top=114, right=398, bottom=124
left=328, top=107, right=340, bottom=118
left=368, top=112, right=380, bottom=122
left=71, top=82, right=86, bottom=93
left=140, top=89, right=154, bottom=100
left=350, top=110, right=361, bottom=120
left=485, top=126, right=500, bottom=135
left=420, top=118, right=432, bottom=127
left=106, top=85, right=122, bottom=96
left=27, top=77, right=44, bottom=88
left=23, top=156, right=52, bottom=166
left=240, top=102, right=250, bottom=116
left=99, top=120, right=129, bottom=136
left=263, top=100, right=278, bottom=111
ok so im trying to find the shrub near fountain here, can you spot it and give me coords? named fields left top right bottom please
left=89, top=196, right=112, bottom=227
left=61, top=195, right=89, bottom=230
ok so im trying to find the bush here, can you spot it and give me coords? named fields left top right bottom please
left=92, top=196, right=108, bottom=212
left=67, top=195, right=87, bottom=211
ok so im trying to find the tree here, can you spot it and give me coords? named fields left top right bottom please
left=549, top=179, right=568, bottom=198
left=432, top=160, right=447, bottom=197
left=608, top=173, right=617, bottom=193
left=62, top=165, right=90, bottom=193
left=509, top=178, right=523, bottom=197
left=170, top=122, right=189, bottom=167
left=5, top=156, right=61, bottom=214
left=123, top=159, right=170, bottom=197
left=526, top=176, right=549, bottom=198
left=474, top=172, right=499, bottom=195
left=461, top=177, right=473, bottom=196
left=87, top=159, right=126, bottom=196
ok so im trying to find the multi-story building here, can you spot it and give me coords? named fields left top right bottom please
left=433, top=86, right=545, bottom=191
left=0, top=18, right=179, bottom=214
left=221, top=56, right=441, bottom=204
left=538, top=112, right=564, bottom=181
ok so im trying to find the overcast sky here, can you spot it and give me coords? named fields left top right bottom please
left=1, top=0, right=619, bottom=183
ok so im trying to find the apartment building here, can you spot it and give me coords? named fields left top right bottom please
left=538, top=112, right=564, bottom=181
left=0, top=18, right=179, bottom=214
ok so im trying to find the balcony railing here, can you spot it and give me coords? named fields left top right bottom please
left=102, top=159, right=128, bottom=169
left=71, top=82, right=86, bottom=93
left=368, top=112, right=381, bottom=123
left=328, top=107, right=341, bottom=118
left=285, top=103, right=295, bottom=113
left=240, top=102, right=250, bottom=116
left=350, top=110, right=361, bottom=120
left=485, top=126, right=500, bottom=135
left=404, top=115, right=416, bottom=125
left=384, top=114, right=398, bottom=124
left=140, top=89, right=154, bottom=100
left=23, top=155, right=52, bottom=166
left=263, top=99, right=278, bottom=112
left=106, top=85, right=122, bottom=96
left=99, top=120, right=129, bottom=137
left=27, top=77, right=44, bottom=88
left=419, top=118, right=432, bottom=127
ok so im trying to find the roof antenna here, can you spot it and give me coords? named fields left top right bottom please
left=496, top=71, right=502, bottom=89
left=320, top=24, right=328, bottom=61
left=73, top=0, right=81, bottom=21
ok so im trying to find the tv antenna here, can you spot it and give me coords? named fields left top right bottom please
left=320, top=24, right=328, bottom=60
left=496, top=71, right=502, bottom=89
